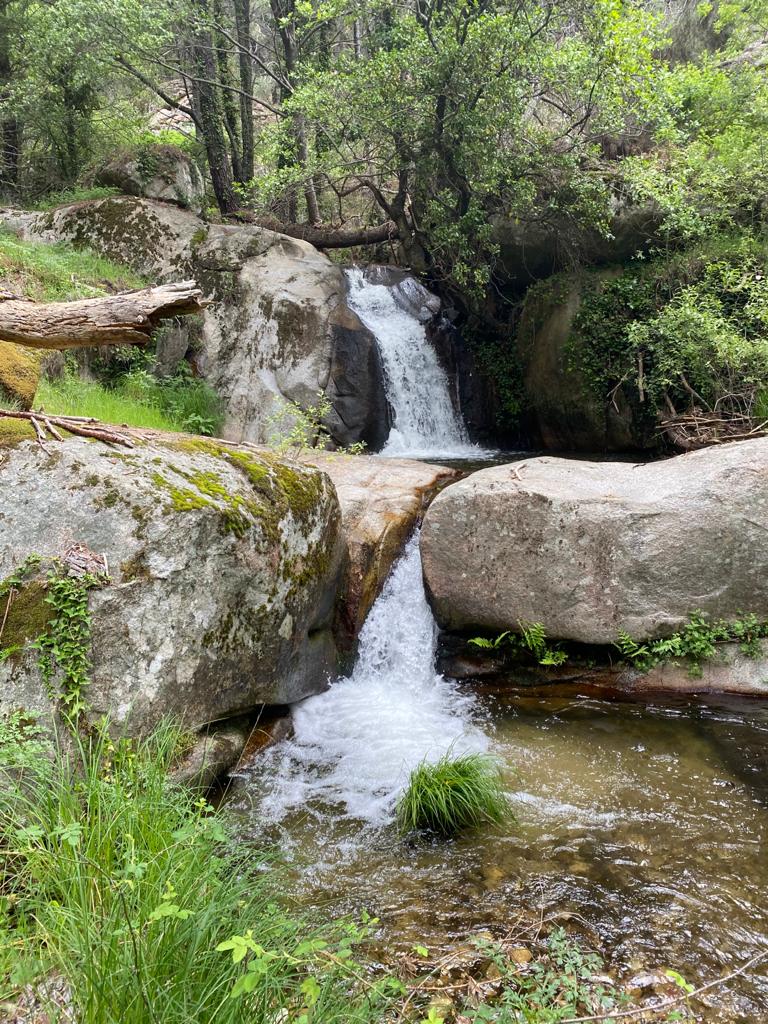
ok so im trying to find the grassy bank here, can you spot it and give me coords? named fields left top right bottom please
left=0, top=227, right=142, bottom=302
left=0, top=720, right=392, bottom=1023
left=35, top=369, right=224, bottom=436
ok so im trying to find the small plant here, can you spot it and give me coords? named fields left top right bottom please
left=396, top=753, right=513, bottom=837
left=268, top=391, right=366, bottom=457
left=34, top=565, right=105, bottom=719
left=467, top=928, right=628, bottom=1022
left=469, top=621, right=568, bottom=666
left=616, top=611, right=768, bottom=676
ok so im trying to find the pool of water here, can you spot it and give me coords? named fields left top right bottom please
left=230, top=691, right=768, bottom=1022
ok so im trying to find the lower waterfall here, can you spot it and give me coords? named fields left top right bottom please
left=246, top=533, right=488, bottom=825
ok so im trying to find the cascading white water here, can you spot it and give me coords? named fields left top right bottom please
left=345, top=267, right=486, bottom=459
left=250, top=533, right=488, bottom=826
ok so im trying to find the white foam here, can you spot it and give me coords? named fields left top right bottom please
left=252, top=533, right=488, bottom=825
left=345, top=268, right=493, bottom=460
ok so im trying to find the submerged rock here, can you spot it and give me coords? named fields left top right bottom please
left=0, top=197, right=387, bottom=450
left=0, top=433, right=344, bottom=735
left=421, top=439, right=768, bottom=645
left=299, top=452, right=457, bottom=648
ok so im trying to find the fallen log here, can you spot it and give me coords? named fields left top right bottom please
left=0, top=281, right=208, bottom=350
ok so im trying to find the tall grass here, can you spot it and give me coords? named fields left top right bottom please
left=0, top=227, right=142, bottom=302
left=35, top=369, right=224, bottom=435
left=35, top=376, right=181, bottom=430
left=396, top=753, right=514, bottom=837
left=0, top=721, right=392, bottom=1023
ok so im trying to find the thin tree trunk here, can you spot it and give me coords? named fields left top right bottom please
left=233, top=0, right=255, bottom=182
left=191, top=1, right=239, bottom=214
left=0, top=282, right=208, bottom=349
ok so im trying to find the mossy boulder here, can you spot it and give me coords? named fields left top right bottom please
left=0, top=433, right=344, bottom=735
left=515, top=271, right=653, bottom=451
left=93, top=144, right=206, bottom=213
left=0, top=341, right=41, bottom=410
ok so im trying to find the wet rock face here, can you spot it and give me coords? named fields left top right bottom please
left=420, top=439, right=768, bottom=645
left=299, top=452, right=458, bottom=652
left=0, top=434, right=344, bottom=735
left=1, top=198, right=385, bottom=449
left=514, top=271, right=652, bottom=452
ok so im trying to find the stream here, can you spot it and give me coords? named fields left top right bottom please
left=232, top=271, right=768, bottom=1022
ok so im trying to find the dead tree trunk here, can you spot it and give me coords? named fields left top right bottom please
left=0, top=281, right=208, bottom=349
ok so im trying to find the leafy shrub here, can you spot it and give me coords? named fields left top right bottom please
left=396, top=753, right=513, bottom=837
left=569, top=232, right=768, bottom=430
left=616, top=612, right=768, bottom=676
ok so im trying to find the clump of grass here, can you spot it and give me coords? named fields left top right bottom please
left=0, top=227, right=142, bottom=302
left=396, top=753, right=513, bottom=837
left=0, top=720, right=393, bottom=1023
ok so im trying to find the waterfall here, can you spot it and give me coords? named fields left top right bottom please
left=345, top=267, right=486, bottom=459
left=247, top=533, right=488, bottom=825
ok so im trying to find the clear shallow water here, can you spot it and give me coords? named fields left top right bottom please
left=232, top=692, right=768, bottom=1022
left=230, top=534, right=768, bottom=1022
left=345, top=268, right=494, bottom=461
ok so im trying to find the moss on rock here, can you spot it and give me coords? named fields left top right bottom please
left=0, top=581, right=52, bottom=660
left=0, top=342, right=41, bottom=409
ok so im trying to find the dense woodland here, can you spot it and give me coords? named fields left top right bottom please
left=1, top=0, right=768, bottom=445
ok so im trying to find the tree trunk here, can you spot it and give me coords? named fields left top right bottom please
left=0, top=282, right=208, bottom=349
left=241, top=216, right=397, bottom=248
left=0, top=0, right=19, bottom=192
left=233, top=0, right=255, bottom=182
left=191, top=1, right=239, bottom=215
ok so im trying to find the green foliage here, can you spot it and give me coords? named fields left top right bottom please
left=0, top=711, right=49, bottom=775
left=469, top=622, right=567, bottom=666
left=35, top=566, right=104, bottom=718
left=569, top=233, right=768, bottom=426
left=36, top=367, right=224, bottom=436
left=0, top=228, right=143, bottom=302
left=465, top=927, right=630, bottom=1022
left=396, top=753, right=513, bottom=837
left=616, top=612, right=768, bottom=676
left=31, top=185, right=120, bottom=210
left=268, top=391, right=366, bottom=456
left=0, top=722, right=397, bottom=1024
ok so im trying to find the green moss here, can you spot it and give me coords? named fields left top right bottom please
left=0, top=581, right=52, bottom=661
left=0, top=418, right=36, bottom=448
left=0, top=342, right=42, bottom=409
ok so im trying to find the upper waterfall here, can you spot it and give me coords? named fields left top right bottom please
left=345, top=267, right=486, bottom=459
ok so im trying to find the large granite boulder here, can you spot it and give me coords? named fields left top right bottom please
left=299, top=452, right=457, bottom=648
left=93, top=145, right=206, bottom=213
left=0, top=431, right=344, bottom=735
left=0, top=198, right=388, bottom=450
left=421, top=439, right=768, bottom=645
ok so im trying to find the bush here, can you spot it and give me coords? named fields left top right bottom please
left=395, top=753, right=513, bottom=837
left=0, top=721, right=396, bottom=1023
